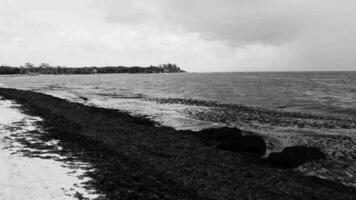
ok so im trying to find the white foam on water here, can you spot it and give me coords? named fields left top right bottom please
left=87, top=97, right=224, bottom=131
left=1, top=73, right=354, bottom=188
left=247, top=124, right=356, bottom=188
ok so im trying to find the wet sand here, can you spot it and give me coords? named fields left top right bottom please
left=0, top=100, right=102, bottom=200
left=0, top=88, right=355, bottom=200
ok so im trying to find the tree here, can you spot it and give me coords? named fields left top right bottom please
left=39, top=63, right=50, bottom=68
left=0, top=64, right=185, bottom=75
left=24, top=62, right=35, bottom=68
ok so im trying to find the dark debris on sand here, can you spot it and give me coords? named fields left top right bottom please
left=0, top=88, right=355, bottom=200
left=266, top=146, right=327, bottom=168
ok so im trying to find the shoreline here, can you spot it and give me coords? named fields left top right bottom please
left=0, top=99, right=102, bottom=199
left=0, top=88, right=355, bottom=199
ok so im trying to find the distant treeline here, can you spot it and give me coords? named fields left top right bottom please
left=0, top=63, right=185, bottom=75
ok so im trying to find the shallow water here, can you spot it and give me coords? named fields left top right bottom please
left=0, top=100, right=102, bottom=200
left=0, top=72, right=355, bottom=129
left=1, top=72, right=355, bottom=116
left=0, top=72, right=355, bottom=188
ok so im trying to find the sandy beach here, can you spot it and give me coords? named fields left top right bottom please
left=0, top=99, right=101, bottom=199
left=0, top=87, right=355, bottom=200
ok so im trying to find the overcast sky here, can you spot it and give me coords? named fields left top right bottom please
left=0, top=0, right=355, bottom=72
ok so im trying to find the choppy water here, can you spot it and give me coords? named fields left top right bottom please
left=0, top=72, right=355, bottom=188
left=1, top=72, right=355, bottom=116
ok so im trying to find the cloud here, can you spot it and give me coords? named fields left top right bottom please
left=1, top=0, right=356, bottom=71
left=97, top=0, right=356, bottom=71
left=99, top=0, right=305, bottom=46
left=277, top=0, right=356, bottom=70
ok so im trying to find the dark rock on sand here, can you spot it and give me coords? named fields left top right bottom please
left=1, top=88, right=355, bottom=200
left=198, top=127, right=242, bottom=145
left=267, top=146, right=326, bottom=168
left=199, top=127, right=266, bottom=156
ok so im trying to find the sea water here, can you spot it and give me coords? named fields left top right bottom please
left=0, top=72, right=355, bottom=187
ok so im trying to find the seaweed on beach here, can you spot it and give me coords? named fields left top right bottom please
left=0, top=88, right=355, bottom=200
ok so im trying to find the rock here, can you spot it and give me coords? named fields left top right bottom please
left=198, top=127, right=242, bottom=145
left=267, top=146, right=326, bottom=168
left=199, top=127, right=266, bottom=156
left=218, top=135, right=266, bottom=156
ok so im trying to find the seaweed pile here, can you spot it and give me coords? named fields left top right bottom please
left=0, top=88, right=355, bottom=200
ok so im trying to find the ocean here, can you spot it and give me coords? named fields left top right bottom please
left=0, top=72, right=355, bottom=187
left=0, top=72, right=355, bottom=116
